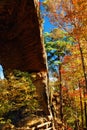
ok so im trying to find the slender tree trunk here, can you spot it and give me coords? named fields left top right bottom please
left=78, top=42, right=87, bottom=128
left=79, top=82, right=84, bottom=129
left=59, top=64, right=63, bottom=121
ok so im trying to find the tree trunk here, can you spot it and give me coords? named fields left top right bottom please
left=79, top=82, right=84, bottom=129
left=59, top=64, right=63, bottom=121
left=78, top=42, right=87, bottom=128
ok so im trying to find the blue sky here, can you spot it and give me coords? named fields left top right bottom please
left=43, top=16, right=56, bottom=32
left=0, top=65, right=4, bottom=79
left=40, top=0, right=55, bottom=32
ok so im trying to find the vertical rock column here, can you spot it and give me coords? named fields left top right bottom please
left=33, top=0, right=52, bottom=116
left=33, top=71, right=51, bottom=115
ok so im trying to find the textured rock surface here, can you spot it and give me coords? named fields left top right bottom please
left=0, top=0, right=51, bottom=115
left=0, top=0, right=47, bottom=72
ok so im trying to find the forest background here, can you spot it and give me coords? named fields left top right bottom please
left=40, top=0, right=87, bottom=129
left=0, top=0, right=87, bottom=130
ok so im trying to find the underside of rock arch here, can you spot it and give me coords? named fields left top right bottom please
left=0, top=0, right=51, bottom=115
left=0, top=0, right=47, bottom=72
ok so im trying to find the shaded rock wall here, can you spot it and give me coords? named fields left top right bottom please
left=0, top=0, right=47, bottom=72
left=0, top=0, right=51, bottom=115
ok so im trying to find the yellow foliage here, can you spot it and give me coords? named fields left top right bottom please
left=0, top=70, right=39, bottom=123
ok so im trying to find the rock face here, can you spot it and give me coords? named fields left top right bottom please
left=0, top=0, right=51, bottom=115
left=0, top=0, right=46, bottom=72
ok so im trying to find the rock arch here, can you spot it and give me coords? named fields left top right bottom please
left=0, top=0, right=51, bottom=115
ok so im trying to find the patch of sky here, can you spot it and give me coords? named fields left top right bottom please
left=0, top=65, right=4, bottom=79
left=43, top=17, right=56, bottom=32
left=40, top=0, right=57, bottom=33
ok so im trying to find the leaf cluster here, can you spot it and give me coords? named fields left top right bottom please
left=0, top=70, right=39, bottom=124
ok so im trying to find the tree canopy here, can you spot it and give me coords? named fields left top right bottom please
left=42, top=0, right=87, bottom=129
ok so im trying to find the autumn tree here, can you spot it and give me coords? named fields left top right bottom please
left=44, top=29, right=74, bottom=121
left=43, top=0, right=87, bottom=127
left=60, top=39, right=87, bottom=128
